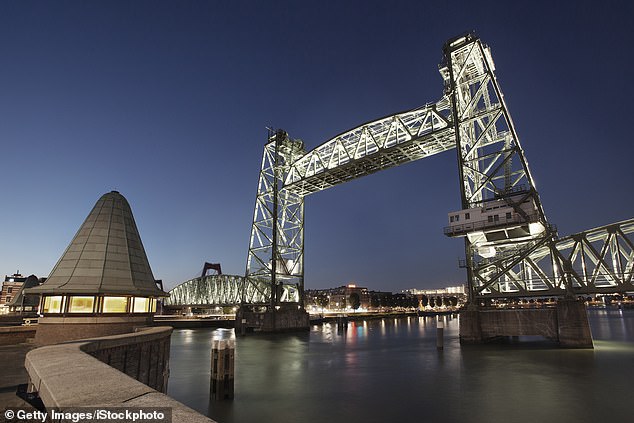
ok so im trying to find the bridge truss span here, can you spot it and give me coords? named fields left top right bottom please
left=284, top=98, right=454, bottom=196
left=164, top=274, right=301, bottom=308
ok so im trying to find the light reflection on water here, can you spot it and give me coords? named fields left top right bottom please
left=167, top=309, right=634, bottom=423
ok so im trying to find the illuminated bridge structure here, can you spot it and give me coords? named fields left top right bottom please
left=166, top=33, right=634, bottom=309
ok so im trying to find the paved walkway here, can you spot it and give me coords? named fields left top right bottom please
left=0, top=343, right=35, bottom=408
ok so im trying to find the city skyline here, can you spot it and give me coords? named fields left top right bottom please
left=2, top=1, right=633, bottom=292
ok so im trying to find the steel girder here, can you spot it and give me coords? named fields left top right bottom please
left=284, top=99, right=455, bottom=196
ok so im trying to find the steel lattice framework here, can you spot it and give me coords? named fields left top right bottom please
left=166, top=34, right=634, bottom=307
left=245, top=130, right=305, bottom=307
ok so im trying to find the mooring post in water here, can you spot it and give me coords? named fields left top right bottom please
left=210, top=339, right=235, bottom=400
left=436, top=316, right=444, bottom=350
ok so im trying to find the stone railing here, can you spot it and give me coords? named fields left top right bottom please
left=25, top=326, right=216, bottom=422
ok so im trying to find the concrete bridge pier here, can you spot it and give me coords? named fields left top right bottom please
left=236, top=305, right=309, bottom=333
left=459, top=299, right=593, bottom=348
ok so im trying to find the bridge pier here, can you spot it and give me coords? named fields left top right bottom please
left=459, top=299, right=593, bottom=348
left=236, top=305, right=309, bottom=333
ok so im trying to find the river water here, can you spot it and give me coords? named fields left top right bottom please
left=167, top=308, right=634, bottom=423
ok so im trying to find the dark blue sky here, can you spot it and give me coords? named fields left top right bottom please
left=2, top=1, right=633, bottom=292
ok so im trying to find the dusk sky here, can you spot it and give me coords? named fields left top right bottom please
left=1, top=1, right=633, bottom=293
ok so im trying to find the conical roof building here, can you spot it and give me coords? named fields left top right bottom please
left=29, top=191, right=165, bottom=298
left=27, top=191, right=167, bottom=345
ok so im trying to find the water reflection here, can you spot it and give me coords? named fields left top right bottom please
left=168, top=310, right=634, bottom=423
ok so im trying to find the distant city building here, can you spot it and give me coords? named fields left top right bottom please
left=404, top=285, right=467, bottom=308
left=404, top=285, right=466, bottom=296
left=1, top=273, right=27, bottom=313
left=306, top=284, right=370, bottom=311
left=306, top=285, right=423, bottom=311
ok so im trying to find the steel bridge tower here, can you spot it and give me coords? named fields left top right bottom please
left=240, top=130, right=309, bottom=331
left=441, top=34, right=555, bottom=303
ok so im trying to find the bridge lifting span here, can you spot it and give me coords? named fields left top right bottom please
left=166, top=33, right=634, bottom=309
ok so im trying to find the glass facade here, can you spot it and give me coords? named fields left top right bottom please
left=39, top=294, right=158, bottom=314
left=102, top=296, right=129, bottom=313
left=42, top=296, right=64, bottom=313
left=68, top=296, right=95, bottom=313
left=133, top=297, right=149, bottom=313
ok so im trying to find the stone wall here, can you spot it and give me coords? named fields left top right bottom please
left=459, top=300, right=593, bottom=348
left=238, top=307, right=310, bottom=332
left=81, top=326, right=171, bottom=392
left=25, top=326, right=216, bottom=422
left=0, top=326, right=37, bottom=345
left=479, top=308, right=559, bottom=340
left=33, top=315, right=153, bottom=345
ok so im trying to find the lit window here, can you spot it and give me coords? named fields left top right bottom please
left=150, top=299, right=157, bottom=312
left=102, top=296, right=129, bottom=313
left=68, top=296, right=95, bottom=313
left=133, top=297, right=149, bottom=313
left=43, top=296, right=64, bottom=313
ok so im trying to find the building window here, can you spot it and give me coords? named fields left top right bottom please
left=465, top=213, right=470, bottom=220
left=150, top=298, right=157, bottom=312
left=102, top=296, right=129, bottom=313
left=133, top=297, right=149, bottom=313
left=494, top=214, right=499, bottom=222
left=450, top=216, right=454, bottom=223
left=68, top=296, right=95, bottom=313
left=506, top=212, right=512, bottom=219
left=455, top=215, right=459, bottom=222
left=488, top=216, right=493, bottom=223
left=5, top=296, right=11, bottom=303
left=7, top=287, right=12, bottom=294
left=43, top=296, right=64, bottom=313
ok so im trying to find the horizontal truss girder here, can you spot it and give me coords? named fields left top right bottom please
left=284, top=102, right=455, bottom=196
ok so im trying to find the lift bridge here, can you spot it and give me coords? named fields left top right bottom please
left=166, top=33, right=634, bottom=310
